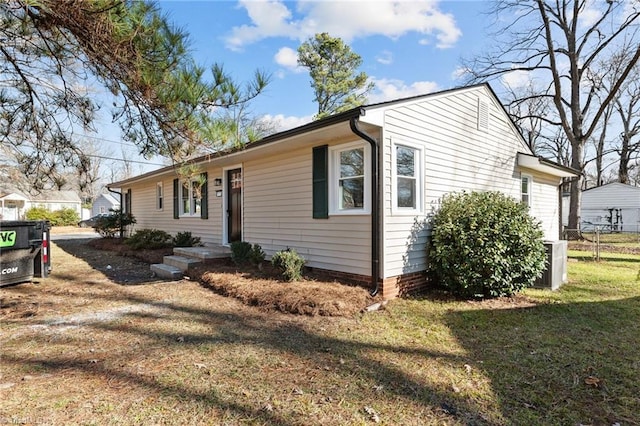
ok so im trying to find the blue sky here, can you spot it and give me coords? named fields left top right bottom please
left=96, top=0, right=492, bottom=173
left=160, top=0, right=489, bottom=128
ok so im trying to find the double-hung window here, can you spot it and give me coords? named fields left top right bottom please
left=392, top=141, right=423, bottom=214
left=156, top=182, right=163, bottom=210
left=179, top=179, right=202, bottom=216
left=329, top=142, right=370, bottom=214
left=521, top=175, right=532, bottom=207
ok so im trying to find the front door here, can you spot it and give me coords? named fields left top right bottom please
left=227, top=168, right=242, bottom=243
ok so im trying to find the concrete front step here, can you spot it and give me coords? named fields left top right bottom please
left=163, top=255, right=202, bottom=271
left=173, top=246, right=230, bottom=261
left=151, top=263, right=183, bottom=280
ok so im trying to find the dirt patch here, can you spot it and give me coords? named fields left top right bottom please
left=88, top=238, right=173, bottom=265
left=50, top=238, right=166, bottom=285
left=50, top=238, right=377, bottom=317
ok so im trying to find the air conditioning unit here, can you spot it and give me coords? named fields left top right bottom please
left=533, top=240, right=568, bottom=290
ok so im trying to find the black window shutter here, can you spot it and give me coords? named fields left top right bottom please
left=173, top=178, right=179, bottom=219
left=312, top=145, right=329, bottom=219
left=200, top=172, right=208, bottom=219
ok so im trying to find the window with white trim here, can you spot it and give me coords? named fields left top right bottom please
left=179, top=179, right=202, bottom=216
left=521, top=174, right=532, bottom=207
left=392, top=141, right=423, bottom=214
left=329, top=142, right=370, bottom=214
left=156, top=182, right=163, bottom=210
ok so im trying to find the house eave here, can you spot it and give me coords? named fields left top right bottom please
left=108, top=108, right=365, bottom=188
left=517, top=153, right=579, bottom=178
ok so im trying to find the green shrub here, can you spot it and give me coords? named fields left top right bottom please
left=429, top=191, right=546, bottom=299
left=94, top=209, right=136, bottom=238
left=26, top=207, right=54, bottom=222
left=249, top=244, right=266, bottom=267
left=230, top=241, right=252, bottom=265
left=25, top=207, right=78, bottom=226
left=56, top=208, right=80, bottom=226
left=271, top=248, right=306, bottom=282
left=125, top=228, right=172, bottom=250
left=173, top=231, right=202, bottom=247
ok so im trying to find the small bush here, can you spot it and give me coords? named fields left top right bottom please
left=25, top=207, right=79, bottom=226
left=125, top=228, right=172, bottom=250
left=231, top=241, right=266, bottom=268
left=26, top=207, right=54, bottom=222
left=173, top=231, right=202, bottom=247
left=56, top=208, right=80, bottom=226
left=271, top=248, right=306, bottom=282
left=429, top=191, right=546, bottom=299
left=249, top=244, right=266, bottom=267
left=230, top=241, right=253, bottom=265
left=94, top=209, right=136, bottom=238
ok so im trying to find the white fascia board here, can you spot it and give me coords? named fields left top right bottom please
left=517, top=153, right=578, bottom=178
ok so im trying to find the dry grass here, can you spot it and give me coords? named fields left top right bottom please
left=1, top=237, right=639, bottom=425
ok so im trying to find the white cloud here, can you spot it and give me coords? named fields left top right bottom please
left=578, top=1, right=604, bottom=28
left=376, top=50, right=393, bottom=65
left=450, top=66, right=469, bottom=81
left=225, top=0, right=462, bottom=50
left=259, top=113, right=313, bottom=132
left=274, top=46, right=304, bottom=73
left=501, top=70, right=531, bottom=89
left=367, top=78, right=439, bottom=103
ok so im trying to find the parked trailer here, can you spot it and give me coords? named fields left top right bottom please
left=0, top=220, right=51, bottom=286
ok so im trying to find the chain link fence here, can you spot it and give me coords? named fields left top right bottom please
left=563, top=225, right=640, bottom=260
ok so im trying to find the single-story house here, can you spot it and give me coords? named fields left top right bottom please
left=91, top=193, right=121, bottom=216
left=0, top=191, right=30, bottom=220
left=28, top=190, right=82, bottom=217
left=109, top=83, right=577, bottom=299
left=579, top=182, right=640, bottom=232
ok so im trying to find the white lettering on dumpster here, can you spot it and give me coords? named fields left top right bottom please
left=1, top=267, right=18, bottom=274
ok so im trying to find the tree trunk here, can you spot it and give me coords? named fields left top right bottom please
left=567, top=141, right=583, bottom=230
left=619, top=137, right=630, bottom=184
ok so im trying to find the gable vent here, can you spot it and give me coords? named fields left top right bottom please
left=477, top=98, right=489, bottom=131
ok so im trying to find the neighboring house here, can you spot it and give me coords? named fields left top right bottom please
left=580, top=183, right=640, bottom=232
left=109, top=83, right=577, bottom=299
left=0, top=191, right=30, bottom=220
left=91, top=193, right=121, bottom=216
left=27, top=190, right=82, bottom=217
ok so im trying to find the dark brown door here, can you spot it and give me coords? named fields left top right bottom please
left=227, top=168, right=242, bottom=243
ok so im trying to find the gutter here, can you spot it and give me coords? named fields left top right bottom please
left=349, top=116, right=380, bottom=297
left=106, top=187, right=124, bottom=239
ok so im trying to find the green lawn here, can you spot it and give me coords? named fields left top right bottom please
left=347, top=250, right=640, bottom=424
left=2, top=246, right=639, bottom=425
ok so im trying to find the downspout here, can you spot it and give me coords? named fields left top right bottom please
left=350, top=116, right=380, bottom=296
left=107, top=187, right=124, bottom=239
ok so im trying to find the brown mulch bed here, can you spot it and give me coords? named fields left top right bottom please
left=194, top=265, right=375, bottom=317
left=84, top=238, right=377, bottom=317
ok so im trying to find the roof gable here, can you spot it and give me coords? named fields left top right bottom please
left=109, top=83, right=535, bottom=187
left=31, top=190, right=81, bottom=202
left=583, top=182, right=640, bottom=194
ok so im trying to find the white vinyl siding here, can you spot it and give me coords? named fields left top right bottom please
left=126, top=172, right=223, bottom=246
left=527, top=171, right=560, bottom=241
left=580, top=183, right=640, bottom=232
left=379, top=86, right=548, bottom=278
left=243, top=144, right=371, bottom=276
